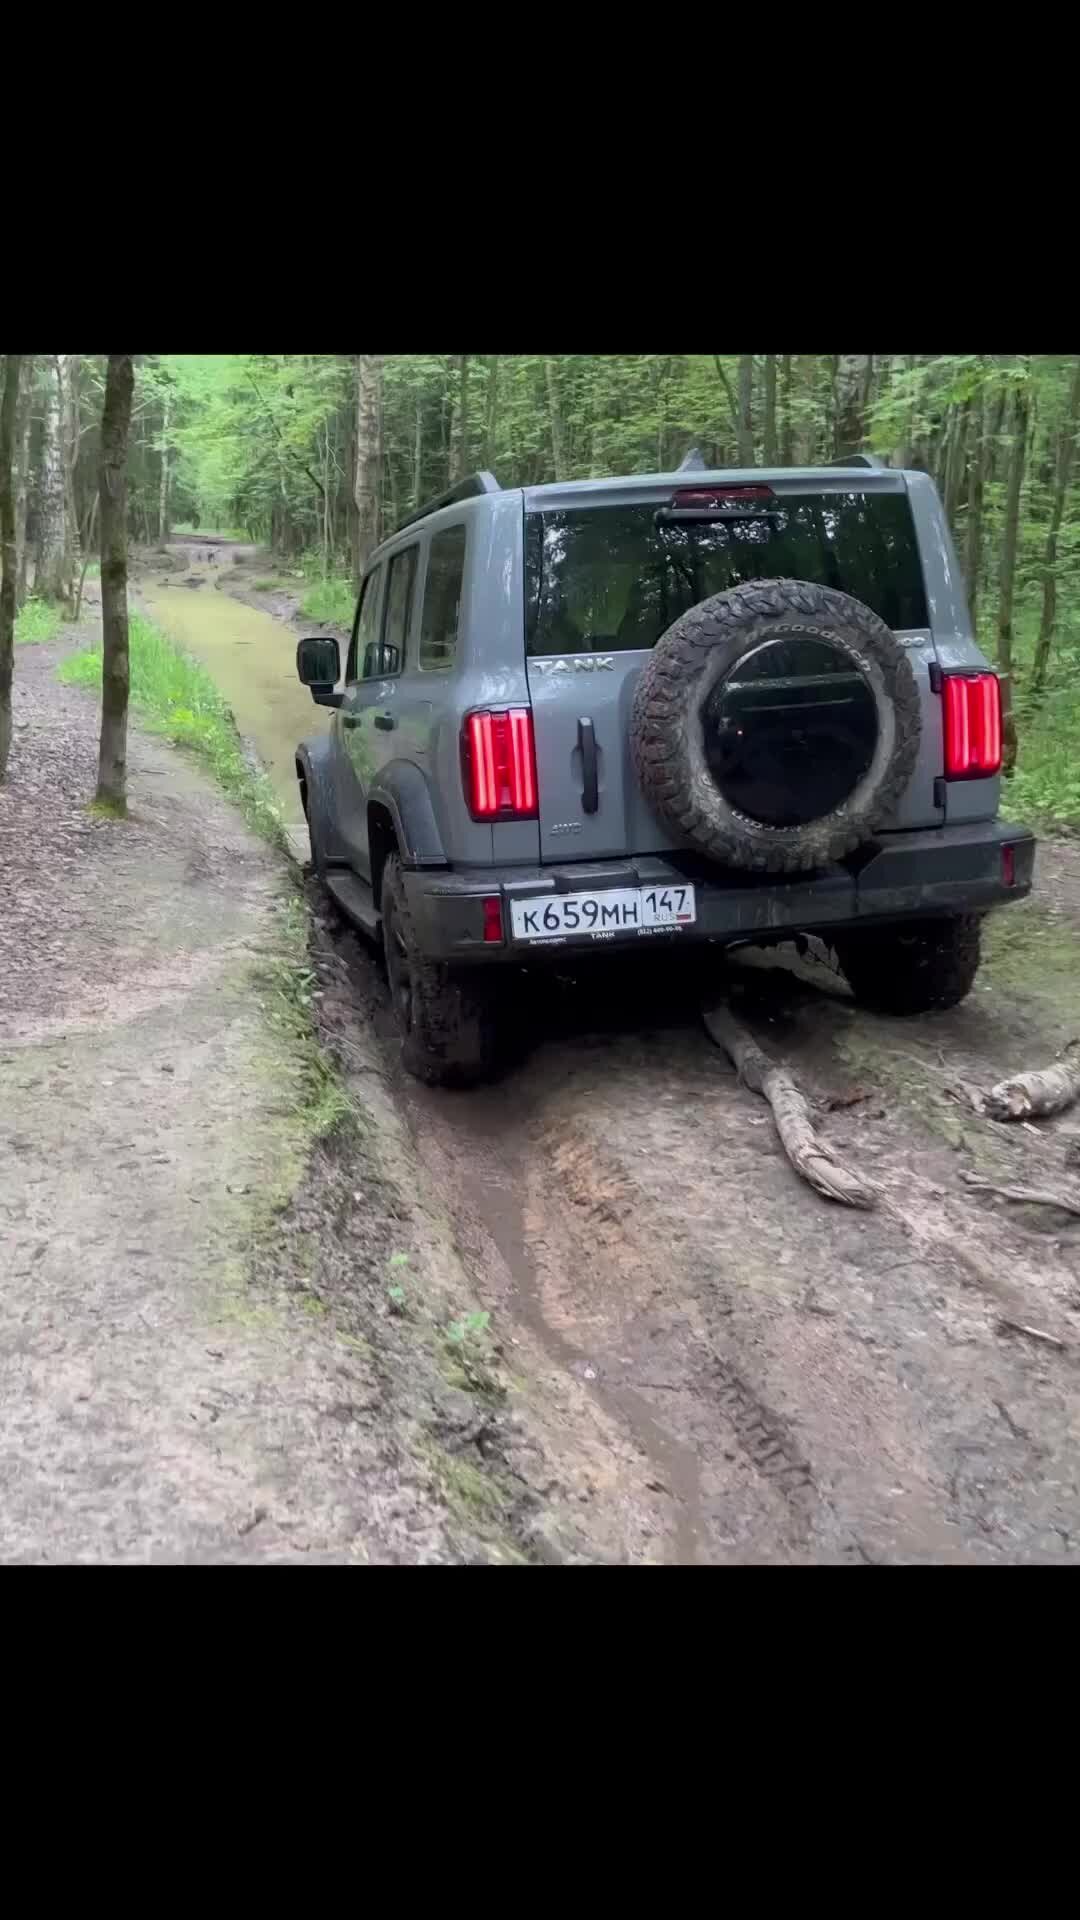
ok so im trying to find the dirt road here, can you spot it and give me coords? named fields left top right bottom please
left=152, top=547, right=1080, bottom=1561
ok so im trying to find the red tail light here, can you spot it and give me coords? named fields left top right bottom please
left=943, top=672, right=1002, bottom=779
left=462, top=709, right=538, bottom=820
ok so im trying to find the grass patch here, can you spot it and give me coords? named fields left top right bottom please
left=15, top=598, right=63, bottom=645
left=299, top=576, right=355, bottom=627
left=57, top=611, right=286, bottom=848
left=255, top=893, right=358, bottom=1147
left=252, top=578, right=279, bottom=593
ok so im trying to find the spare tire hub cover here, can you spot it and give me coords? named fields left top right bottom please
left=702, top=633, right=878, bottom=830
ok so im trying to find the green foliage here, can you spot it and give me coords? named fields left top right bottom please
left=57, top=612, right=285, bottom=845
left=299, top=576, right=354, bottom=627
left=15, top=598, right=63, bottom=645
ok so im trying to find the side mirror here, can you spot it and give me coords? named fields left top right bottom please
left=296, top=636, right=342, bottom=707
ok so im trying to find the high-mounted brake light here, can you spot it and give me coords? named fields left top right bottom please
left=942, top=672, right=1002, bottom=779
left=462, top=709, right=538, bottom=820
left=671, top=485, right=775, bottom=509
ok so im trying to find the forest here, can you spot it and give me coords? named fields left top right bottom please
left=2, top=353, right=1079, bottom=822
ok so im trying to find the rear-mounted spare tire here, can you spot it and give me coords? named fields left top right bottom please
left=630, top=577, right=922, bottom=874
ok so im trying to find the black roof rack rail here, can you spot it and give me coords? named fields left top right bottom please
left=392, top=470, right=501, bottom=536
left=826, top=453, right=888, bottom=470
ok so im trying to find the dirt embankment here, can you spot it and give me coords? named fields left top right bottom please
left=0, top=631, right=562, bottom=1562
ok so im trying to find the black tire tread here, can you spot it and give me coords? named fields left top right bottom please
left=382, top=855, right=506, bottom=1087
left=630, top=577, right=922, bottom=874
left=833, top=914, right=983, bottom=1015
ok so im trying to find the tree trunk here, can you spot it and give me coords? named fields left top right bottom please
left=943, top=397, right=970, bottom=533
left=762, top=354, right=778, bottom=464
left=484, top=354, right=500, bottom=471
left=14, top=356, right=34, bottom=611
left=0, top=354, right=22, bottom=784
left=412, top=393, right=423, bottom=508
left=780, top=353, right=793, bottom=464
left=35, top=358, right=68, bottom=602
left=353, top=354, right=382, bottom=585
left=95, top=354, right=135, bottom=814
left=737, top=354, right=753, bottom=464
left=59, top=354, right=80, bottom=608
left=1031, top=355, right=1080, bottom=694
left=964, top=385, right=987, bottom=632
left=451, top=353, right=470, bottom=482
left=158, top=386, right=171, bottom=541
left=996, top=379, right=1029, bottom=773
left=545, top=357, right=564, bottom=478
left=835, top=353, right=872, bottom=457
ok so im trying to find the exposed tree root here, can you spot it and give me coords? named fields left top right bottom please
left=703, top=1003, right=878, bottom=1210
left=983, top=1043, right=1080, bottom=1122
left=962, top=1172, right=1080, bottom=1218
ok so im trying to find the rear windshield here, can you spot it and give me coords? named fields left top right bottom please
left=525, top=491, right=928, bottom=656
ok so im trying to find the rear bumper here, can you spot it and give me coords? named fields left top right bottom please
left=403, top=820, right=1036, bottom=964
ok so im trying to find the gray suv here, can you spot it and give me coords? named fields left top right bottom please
left=295, top=457, right=1035, bottom=1085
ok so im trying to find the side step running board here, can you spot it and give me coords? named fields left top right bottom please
left=325, top=870, right=383, bottom=942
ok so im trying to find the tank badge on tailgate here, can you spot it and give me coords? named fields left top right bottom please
left=534, top=656, right=615, bottom=674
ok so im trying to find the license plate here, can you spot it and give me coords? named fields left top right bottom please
left=510, top=884, right=697, bottom=943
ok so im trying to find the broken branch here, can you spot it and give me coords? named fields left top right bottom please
left=983, top=1043, right=1080, bottom=1122
left=703, top=1003, right=878, bottom=1210
left=996, top=1316, right=1066, bottom=1352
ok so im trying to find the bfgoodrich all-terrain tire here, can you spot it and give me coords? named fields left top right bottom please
left=381, top=856, right=506, bottom=1087
left=630, top=577, right=922, bottom=875
left=833, top=915, right=983, bottom=1015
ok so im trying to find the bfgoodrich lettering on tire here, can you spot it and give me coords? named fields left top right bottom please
left=630, top=577, right=922, bottom=874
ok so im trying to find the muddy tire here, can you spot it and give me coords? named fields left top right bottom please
left=833, top=914, right=983, bottom=1015
left=381, top=855, right=506, bottom=1087
left=631, top=578, right=921, bottom=874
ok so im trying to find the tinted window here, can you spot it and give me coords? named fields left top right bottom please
left=347, top=566, right=382, bottom=682
left=370, top=545, right=417, bottom=679
left=419, top=525, right=467, bottom=670
left=525, top=493, right=928, bottom=656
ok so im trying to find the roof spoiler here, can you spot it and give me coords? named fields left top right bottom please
left=826, top=453, right=889, bottom=470
left=393, top=470, right=500, bottom=535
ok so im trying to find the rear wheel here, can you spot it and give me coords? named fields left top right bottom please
left=833, top=914, right=983, bottom=1015
left=381, top=855, right=507, bottom=1086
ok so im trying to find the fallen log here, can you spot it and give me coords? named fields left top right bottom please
left=983, top=1043, right=1080, bottom=1122
left=703, top=1003, right=878, bottom=1210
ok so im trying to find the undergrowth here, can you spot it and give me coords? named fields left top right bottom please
left=299, top=575, right=354, bottom=627
left=57, top=612, right=286, bottom=848
left=996, top=599, right=1080, bottom=828
left=15, top=598, right=63, bottom=645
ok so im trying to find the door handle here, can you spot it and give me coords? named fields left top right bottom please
left=373, top=712, right=396, bottom=731
left=342, top=713, right=363, bottom=729
left=577, top=716, right=598, bottom=814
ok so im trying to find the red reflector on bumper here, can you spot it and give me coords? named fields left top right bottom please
left=1002, top=844, right=1016, bottom=888
left=482, top=896, right=503, bottom=944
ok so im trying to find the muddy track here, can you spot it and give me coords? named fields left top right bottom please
left=310, top=875, right=1080, bottom=1565
left=144, top=538, right=1080, bottom=1562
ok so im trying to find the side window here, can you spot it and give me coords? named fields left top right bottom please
left=347, top=566, right=382, bottom=683
left=373, top=545, right=418, bottom=679
left=419, top=525, right=467, bottom=671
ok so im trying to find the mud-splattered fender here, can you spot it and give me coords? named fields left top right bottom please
left=295, top=734, right=349, bottom=864
left=368, top=761, right=448, bottom=869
